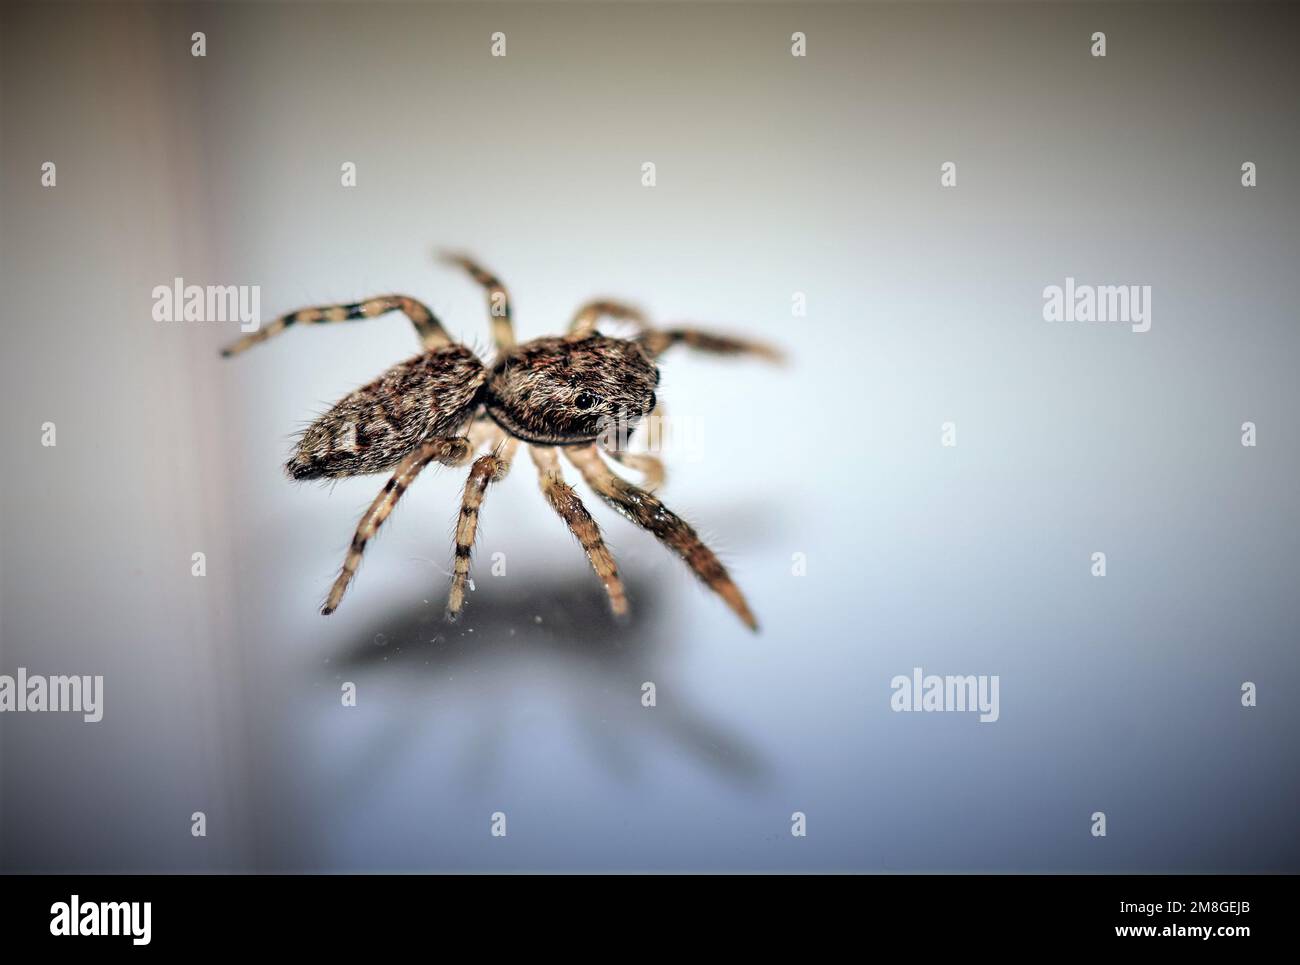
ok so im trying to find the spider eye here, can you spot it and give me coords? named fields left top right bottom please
left=574, top=391, right=599, bottom=411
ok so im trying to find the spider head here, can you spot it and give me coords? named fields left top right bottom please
left=485, top=335, right=660, bottom=445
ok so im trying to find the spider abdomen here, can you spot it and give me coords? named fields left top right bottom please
left=287, top=345, right=486, bottom=479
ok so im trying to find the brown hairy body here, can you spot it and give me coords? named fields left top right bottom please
left=222, top=252, right=780, bottom=630
left=287, top=346, right=486, bottom=479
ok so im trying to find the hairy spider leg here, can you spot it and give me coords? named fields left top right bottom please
left=446, top=436, right=520, bottom=620
left=568, top=299, right=649, bottom=339
left=528, top=445, right=629, bottom=618
left=441, top=252, right=515, bottom=352
left=564, top=444, right=757, bottom=631
left=220, top=295, right=451, bottom=356
left=567, top=298, right=782, bottom=362
left=321, top=437, right=473, bottom=615
left=635, top=327, right=784, bottom=362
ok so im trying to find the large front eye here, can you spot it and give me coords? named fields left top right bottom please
left=574, top=391, right=599, bottom=411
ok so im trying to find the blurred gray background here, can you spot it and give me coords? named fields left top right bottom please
left=2, top=1, right=1297, bottom=872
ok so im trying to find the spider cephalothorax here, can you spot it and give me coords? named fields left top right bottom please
left=486, top=335, right=659, bottom=445
left=222, top=253, right=781, bottom=630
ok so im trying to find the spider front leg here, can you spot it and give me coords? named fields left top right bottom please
left=441, top=252, right=515, bottom=352
left=529, top=445, right=628, bottom=617
left=321, top=437, right=472, bottom=616
left=220, top=294, right=451, bottom=357
left=446, top=436, right=520, bottom=621
left=564, top=444, right=757, bottom=631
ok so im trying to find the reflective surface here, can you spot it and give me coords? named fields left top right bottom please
left=2, top=1, right=1297, bottom=872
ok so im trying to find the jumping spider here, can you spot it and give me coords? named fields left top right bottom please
left=221, top=254, right=781, bottom=630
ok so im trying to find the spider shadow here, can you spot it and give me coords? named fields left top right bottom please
left=321, top=573, right=770, bottom=802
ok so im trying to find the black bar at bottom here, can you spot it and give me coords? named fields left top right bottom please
left=0, top=873, right=1286, bottom=949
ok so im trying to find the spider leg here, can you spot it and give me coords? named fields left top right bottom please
left=441, top=252, right=515, bottom=352
left=529, top=445, right=629, bottom=618
left=321, top=437, right=472, bottom=616
left=564, top=443, right=757, bottom=631
left=567, top=298, right=781, bottom=362
left=446, top=436, right=520, bottom=621
left=635, top=327, right=783, bottom=362
left=220, top=295, right=451, bottom=357
left=568, top=300, right=649, bottom=339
